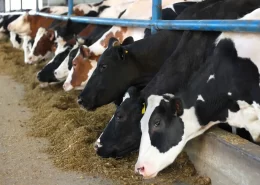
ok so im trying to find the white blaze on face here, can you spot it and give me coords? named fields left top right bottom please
left=55, top=36, right=67, bottom=55
left=8, top=13, right=30, bottom=36
left=74, top=59, right=98, bottom=91
left=215, top=8, right=260, bottom=70
left=207, top=74, right=215, bottom=83
left=136, top=94, right=218, bottom=178
left=63, top=68, right=74, bottom=91
left=54, top=43, right=79, bottom=81
left=28, top=27, right=48, bottom=62
left=22, top=35, right=32, bottom=64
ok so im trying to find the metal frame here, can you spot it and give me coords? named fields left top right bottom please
left=1, top=0, right=260, bottom=33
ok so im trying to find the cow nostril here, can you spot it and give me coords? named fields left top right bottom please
left=137, top=166, right=145, bottom=174
left=77, top=98, right=83, bottom=105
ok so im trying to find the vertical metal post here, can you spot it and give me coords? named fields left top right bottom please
left=151, top=0, right=162, bottom=34
left=36, top=0, right=39, bottom=11
left=9, top=0, right=11, bottom=11
left=20, top=0, right=22, bottom=10
left=68, top=0, right=73, bottom=17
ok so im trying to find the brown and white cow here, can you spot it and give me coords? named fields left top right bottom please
left=62, top=0, right=199, bottom=91
left=7, top=7, right=68, bottom=64
left=28, top=0, right=133, bottom=64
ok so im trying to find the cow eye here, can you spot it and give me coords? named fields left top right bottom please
left=154, top=120, right=160, bottom=127
left=73, top=63, right=76, bottom=67
left=99, top=64, right=107, bottom=72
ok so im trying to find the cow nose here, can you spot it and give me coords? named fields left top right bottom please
left=94, top=140, right=102, bottom=151
left=28, top=56, right=33, bottom=61
left=36, top=72, right=40, bottom=80
left=63, top=82, right=73, bottom=91
left=137, top=166, right=145, bottom=175
left=77, top=97, right=83, bottom=105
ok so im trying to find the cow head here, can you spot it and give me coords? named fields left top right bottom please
left=135, top=93, right=221, bottom=179
left=135, top=94, right=187, bottom=179
left=7, top=13, right=31, bottom=36
left=78, top=36, right=135, bottom=110
left=63, top=45, right=98, bottom=91
left=28, top=28, right=56, bottom=63
left=94, top=87, right=143, bottom=158
left=37, top=46, right=71, bottom=83
left=54, top=44, right=79, bottom=82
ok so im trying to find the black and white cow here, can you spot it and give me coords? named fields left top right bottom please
left=94, top=0, right=260, bottom=158
left=77, top=0, right=230, bottom=110
left=0, top=12, right=27, bottom=48
left=36, top=45, right=72, bottom=85
left=135, top=8, right=260, bottom=179
left=94, top=87, right=144, bottom=158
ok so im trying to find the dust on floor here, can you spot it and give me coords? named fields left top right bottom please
left=0, top=75, right=115, bottom=185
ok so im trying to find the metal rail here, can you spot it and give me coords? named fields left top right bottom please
left=1, top=0, right=260, bottom=33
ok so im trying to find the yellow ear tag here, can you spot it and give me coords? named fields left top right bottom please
left=125, top=50, right=128, bottom=54
left=142, top=103, right=146, bottom=114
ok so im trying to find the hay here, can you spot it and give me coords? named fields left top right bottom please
left=0, top=41, right=211, bottom=185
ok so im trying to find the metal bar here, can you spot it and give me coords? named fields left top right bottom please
left=1, top=11, right=260, bottom=33
left=14, top=12, right=260, bottom=33
left=20, top=0, right=22, bottom=10
left=151, top=0, right=161, bottom=34
left=36, top=0, right=39, bottom=11
left=68, top=0, right=73, bottom=17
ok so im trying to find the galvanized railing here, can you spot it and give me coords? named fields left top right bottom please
left=1, top=0, right=260, bottom=34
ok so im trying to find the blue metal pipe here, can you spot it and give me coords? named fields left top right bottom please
left=68, top=0, right=73, bottom=17
left=152, top=0, right=161, bottom=34
left=1, top=11, right=260, bottom=33
left=22, top=12, right=260, bottom=33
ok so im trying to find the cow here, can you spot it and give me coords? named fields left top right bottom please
left=29, top=0, right=132, bottom=65
left=7, top=7, right=68, bottom=37
left=7, top=7, right=68, bottom=63
left=63, top=0, right=199, bottom=92
left=35, top=0, right=135, bottom=85
left=36, top=45, right=72, bottom=85
left=0, top=12, right=29, bottom=48
left=135, top=22, right=260, bottom=179
left=94, top=0, right=260, bottom=159
left=78, top=0, right=229, bottom=110
left=94, top=86, right=144, bottom=158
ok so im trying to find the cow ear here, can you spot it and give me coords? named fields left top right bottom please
left=108, top=37, right=120, bottom=48
left=80, top=46, right=90, bottom=59
left=170, top=98, right=183, bottom=116
left=122, top=36, right=134, bottom=46
left=117, top=46, right=127, bottom=60
left=48, top=31, right=55, bottom=41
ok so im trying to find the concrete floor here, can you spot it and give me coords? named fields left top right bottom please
left=0, top=75, right=115, bottom=185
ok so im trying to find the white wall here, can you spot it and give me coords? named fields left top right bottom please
left=5, top=0, right=101, bottom=11
left=5, top=0, right=43, bottom=11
